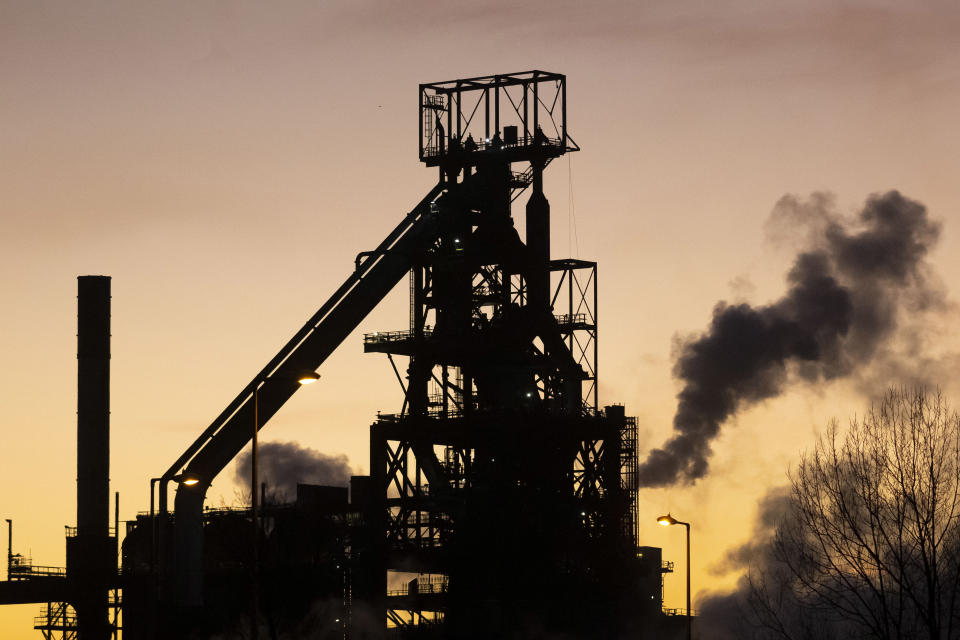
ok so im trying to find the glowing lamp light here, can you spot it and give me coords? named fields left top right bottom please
left=298, top=372, right=321, bottom=385
left=172, top=473, right=201, bottom=486
left=657, top=514, right=678, bottom=527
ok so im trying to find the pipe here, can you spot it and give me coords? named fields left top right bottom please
left=77, top=275, right=110, bottom=539
left=525, top=166, right=550, bottom=309
left=5, top=519, right=11, bottom=580
left=75, top=275, right=112, bottom=640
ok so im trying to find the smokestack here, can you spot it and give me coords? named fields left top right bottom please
left=73, top=275, right=113, bottom=640
left=77, top=275, right=110, bottom=537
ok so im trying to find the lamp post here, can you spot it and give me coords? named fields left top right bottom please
left=5, top=519, right=11, bottom=581
left=658, top=513, right=692, bottom=640
left=250, top=371, right=320, bottom=640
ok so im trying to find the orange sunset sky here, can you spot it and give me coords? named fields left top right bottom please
left=2, top=1, right=960, bottom=636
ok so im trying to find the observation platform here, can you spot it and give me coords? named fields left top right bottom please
left=421, top=135, right=572, bottom=168
left=364, top=312, right=594, bottom=357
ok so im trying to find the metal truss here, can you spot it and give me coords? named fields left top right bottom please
left=551, top=259, right=598, bottom=411
left=34, top=602, right=77, bottom=640
left=419, top=70, right=577, bottom=165
left=383, top=439, right=454, bottom=554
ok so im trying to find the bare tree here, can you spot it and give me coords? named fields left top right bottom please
left=760, top=388, right=960, bottom=640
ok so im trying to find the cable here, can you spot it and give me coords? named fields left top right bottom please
left=568, top=154, right=580, bottom=257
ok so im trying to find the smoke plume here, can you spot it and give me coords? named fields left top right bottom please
left=638, top=190, right=943, bottom=486
left=695, top=485, right=823, bottom=640
left=698, top=482, right=872, bottom=639
left=235, top=440, right=352, bottom=501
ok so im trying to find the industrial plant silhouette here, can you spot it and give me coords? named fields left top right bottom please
left=0, top=71, right=687, bottom=639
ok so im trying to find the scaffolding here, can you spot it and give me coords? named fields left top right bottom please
left=352, top=71, right=650, bottom=638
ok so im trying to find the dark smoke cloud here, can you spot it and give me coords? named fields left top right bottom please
left=235, top=440, right=352, bottom=501
left=639, top=190, right=943, bottom=487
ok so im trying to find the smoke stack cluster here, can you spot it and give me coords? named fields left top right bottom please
left=638, top=190, right=943, bottom=487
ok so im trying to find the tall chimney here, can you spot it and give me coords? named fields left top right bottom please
left=73, top=275, right=112, bottom=640
left=77, top=275, right=110, bottom=537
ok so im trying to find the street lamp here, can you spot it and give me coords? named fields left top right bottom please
left=251, top=371, right=321, bottom=547
left=5, top=519, right=11, bottom=581
left=658, top=513, right=692, bottom=640
left=250, top=371, right=320, bottom=640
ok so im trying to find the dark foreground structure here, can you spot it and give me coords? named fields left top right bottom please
left=1, top=71, right=689, bottom=639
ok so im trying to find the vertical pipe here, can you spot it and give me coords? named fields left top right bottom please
left=149, top=479, right=157, bottom=575
left=446, top=93, right=454, bottom=145
left=532, top=74, right=539, bottom=135
left=447, top=89, right=463, bottom=138
left=361, top=425, right=388, bottom=630
left=77, top=275, right=110, bottom=539
left=686, top=523, right=692, bottom=640
left=5, top=519, right=11, bottom=579
left=525, top=171, right=550, bottom=309
left=494, top=76, right=500, bottom=136
left=251, top=386, right=260, bottom=640
left=484, top=88, right=490, bottom=140
left=114, top=490, right=119, bottom=638
left=76, top=274, right=112, bottom=640
left=412, top=267, right=424, bottom=337
left=157, top=477, right=169, bottom=604
left=561, top=75, right=567, bottom=147
left=523, top=85, right=528, bottom=143
left=568, top=267, right=574, bottom=353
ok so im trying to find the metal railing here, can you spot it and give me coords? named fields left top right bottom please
left=386, top=575, right=449, bottom=597
left=8, top=557, right=67, bottom=580
left=554, top=312, right=590, bottom=327
left=64, top=526, right=118, bottom=538
left=364, top=328, right=434, bottom=345
left=34, top=603, right=77, bottom=629
left=422, top=135, right=566, bottom=158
